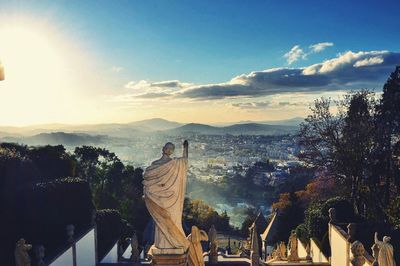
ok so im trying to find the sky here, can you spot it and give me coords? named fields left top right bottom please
left=0, top=0, right=399, bottom=126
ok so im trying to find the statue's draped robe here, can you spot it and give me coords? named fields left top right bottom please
left=143, top=157, right=189, bottom=250
left=376, top=241, right=396, bottom=266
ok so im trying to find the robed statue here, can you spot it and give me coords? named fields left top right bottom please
left=143, top=141, right=189, bottom=250
left=374, top=232, right=396, bottom=266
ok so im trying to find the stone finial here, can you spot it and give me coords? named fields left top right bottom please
left=208, top=225, right=218, bottom=264
left=250, top=223, right=260, bottom=266
left=371, top=243, right=379, bottom=266
left=66, top=224, right=75, bottom=243
left=35, top=245, right=45, bottom=266
left=130, top=233, right=140, bottom=262
left=15, top=238, right=32, bottom=266
left=347, top=223, right=357, bottom=243
left=328, top=208, right=337, bottom=224
left=350, top=241, right=365, bottom=266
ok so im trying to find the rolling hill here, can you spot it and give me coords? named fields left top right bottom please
left=1, top=132, right=109, bottom=146
left=166, top=122, right=297, bottom=135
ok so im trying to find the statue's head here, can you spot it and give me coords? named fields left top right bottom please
left=162, top=142, right=175, bottom=156
left=383, top=236, right=391, bottom=243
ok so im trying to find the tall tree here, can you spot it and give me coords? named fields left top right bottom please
left=340, top=91, right=375, bottom=214
left=373, top=66, right=400, bottom=205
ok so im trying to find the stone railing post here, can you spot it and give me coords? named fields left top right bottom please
left=208, top=225, right=218, bottom=264
left=250, top=223, right=260, bottom=266
left=130, top=232, right=140, bottom=262
left=350, top=241, right=366, bottom=266
left=305, top=242, right=312, bottom=261
left=66, top=224, right=77, bottom=266
left=66, top=224, right=75, bottom=243
left=35, top=245, right=46, bottom=266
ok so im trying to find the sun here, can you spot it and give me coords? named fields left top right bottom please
left=0, top=21, right=85, bottom=125
left=0, top=25, right=69, bottom=89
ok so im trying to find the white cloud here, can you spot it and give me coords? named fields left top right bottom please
left=231, top=101, right=271, bottom=109
left=309, top=42, right=334, bottom=53
left=353, top=56, right=384, bottom=67
left=111, top=66, right=123, bottom=72
left=284, top=45, right=306, bottom=64
left=113, top=50, right=400, bottom=102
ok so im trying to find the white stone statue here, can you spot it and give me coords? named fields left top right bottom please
left=279, top=241, right=287, bottom=259
left=374, top=232, right=396, bottom=266
left=143, top=141, right=190, bottom=251
left=15, top=239, right=32, bottom=266
left=287, top=231, right=299, bottom=262
left=187, top=226, right=209, bottom=266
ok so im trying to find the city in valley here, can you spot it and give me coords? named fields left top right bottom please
left=0, top=118, right=305, bottom=227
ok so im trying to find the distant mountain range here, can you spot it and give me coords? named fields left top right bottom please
left=0, top=118, right=303, bottom=143
left=2, top=132, right=109, bottom=146
left=167, top=122, right=297, bottom=135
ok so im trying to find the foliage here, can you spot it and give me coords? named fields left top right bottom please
left=271, top=191, right=304, bottom=243
left=386, top=196, right=400, bottom=230
left=96, top=209, right=124, bottom=260
left=295, top=223, right=309, bottom=246
left=183, top=198, right=231, bottom=233
left=298, top=67, right=400, bottom=223
left=304, top=197, right=356, bottom=240
left=0, top=142, right=150, bottom=265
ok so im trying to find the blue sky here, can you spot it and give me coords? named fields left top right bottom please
left=0, top=0, right=399, bottom=125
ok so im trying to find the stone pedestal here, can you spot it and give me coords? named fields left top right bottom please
left=149, top=246, right=188, bottom=266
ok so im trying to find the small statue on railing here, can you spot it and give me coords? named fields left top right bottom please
left=15, top=239, right=32, bottom=266
left=187, top=226, right=209, bottom=266
left=374, top=232, right=396, bottom=266
left=371, top=243, right=380, bottom=266
left=347, top=223, right=357, bottom=243
left=279, top=241, right=287, bottom=259
left=350, top=241, right=365, bottom=266
left=287, top=231, right=299, bottom=262
left=328, top=208, right=337, bottom=224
